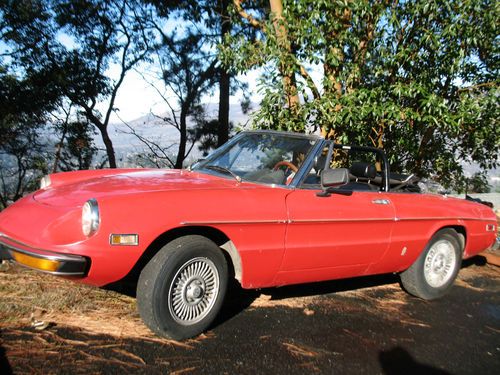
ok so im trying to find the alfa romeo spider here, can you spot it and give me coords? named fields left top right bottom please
left=0, top=130, right=497, bottom=339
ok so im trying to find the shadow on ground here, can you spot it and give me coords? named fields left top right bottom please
left=103, top=255, right=488, bottom=335
left=1, top=258, right=498, bottom=374
left=0, top=343, right=13, bottom=375
left=379, top=347, right=451, bottom=375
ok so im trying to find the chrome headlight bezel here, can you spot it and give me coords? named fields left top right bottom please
left=40, top=175, right=52, bottom=189
left=82, top=198, right=100, bottom=237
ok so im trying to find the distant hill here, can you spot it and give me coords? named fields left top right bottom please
left=94, top=102, right=255, bottom=166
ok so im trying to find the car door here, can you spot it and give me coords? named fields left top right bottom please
left=275, top=188, right=395, bottom=285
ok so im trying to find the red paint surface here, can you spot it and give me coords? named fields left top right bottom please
left=0, top=168, right=496, bottom=288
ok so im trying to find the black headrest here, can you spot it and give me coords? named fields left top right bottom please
left=350, top=162, right=377, bottom=179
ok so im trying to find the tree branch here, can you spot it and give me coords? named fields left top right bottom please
left=298, top=65, right=320, bottom=99
left=457, top=81, right=497, bottom=92
left=116, top=119, right=176, bottom=169
left=233, top=0, right=263, bottom=29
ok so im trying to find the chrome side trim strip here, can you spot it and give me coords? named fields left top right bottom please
left=181, top=220, right=288, bottom=225
left=287, top=217, right=489, bottom=224
left=394, top=217, right=490, bottom=222
left=181, top=216, right=491, bottom=226
left=289, top=218, right=395, bottom=224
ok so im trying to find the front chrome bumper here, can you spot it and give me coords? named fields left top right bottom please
left=0, top=232, right=88, bottom=276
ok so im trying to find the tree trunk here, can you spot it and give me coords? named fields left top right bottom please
left=175, top=105, right=188, bottom=169
left=99, top=126, right=117, bottom=168
left=218, top=70, right=230, bottom=146
left=80, top=106, right=117, bottom=168
left=269, top=0, right=299, bottom=108
left=218, top=0, right=231, bottom=147
left=52, top=126, right=68, bottom=173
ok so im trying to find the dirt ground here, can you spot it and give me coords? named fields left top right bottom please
left=0, top=256, right=499, bottom=375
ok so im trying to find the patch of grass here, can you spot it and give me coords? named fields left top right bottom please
left=0, top=263, right=136, bottom=325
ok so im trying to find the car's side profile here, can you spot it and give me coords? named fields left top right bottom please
left=0, top=131, right=497, bottom=339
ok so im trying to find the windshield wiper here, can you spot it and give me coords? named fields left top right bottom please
left=205, top=165, right=242, bottom=183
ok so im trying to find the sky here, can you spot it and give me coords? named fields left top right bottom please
left=101, top=64, right=263, bottom=124
left=103, top=67, right=165, bottom=123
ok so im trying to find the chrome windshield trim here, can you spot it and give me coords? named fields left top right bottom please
left=192, top=131, right=322, bottom=188
left=289, top=139, right=326, bottom=188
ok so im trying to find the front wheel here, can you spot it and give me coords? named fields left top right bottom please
left=137, top=235, right=228, bottom=340
left=400, top=229, right=462, bottom=300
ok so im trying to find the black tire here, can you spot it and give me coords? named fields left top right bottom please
left=400, top=229, right=462, bottom=300
left=137, top=235, right=228, bottom=340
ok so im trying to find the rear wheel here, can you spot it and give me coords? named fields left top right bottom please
left=137, top=235, right=228, bottom=340
left=400, top=229, right=462, bottom=300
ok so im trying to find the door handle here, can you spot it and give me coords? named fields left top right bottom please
left=372, top=199, right=390, bottom=205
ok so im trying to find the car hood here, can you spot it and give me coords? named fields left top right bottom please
left=33, top=169, right=238, bottom=207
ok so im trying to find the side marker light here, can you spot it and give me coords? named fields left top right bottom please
left=110, top=234, right=139, bottom=246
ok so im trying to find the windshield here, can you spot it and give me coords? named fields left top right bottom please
left=193, top=132, right=318, bottom=185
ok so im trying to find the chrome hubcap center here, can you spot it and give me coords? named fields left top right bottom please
left=185, top=279, right=205, bottom=302
left=433, top=254, right=445, bottom=272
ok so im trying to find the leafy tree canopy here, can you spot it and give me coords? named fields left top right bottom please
left=221, top=0, right=499, bottom=189
left=1, top=0, right=155, bottom=168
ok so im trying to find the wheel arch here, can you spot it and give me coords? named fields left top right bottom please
left=433, top=225, right=466, bottom=253
left=399, top=225, right=464, bottom=300
left=126, top=226, right=242, bottom=286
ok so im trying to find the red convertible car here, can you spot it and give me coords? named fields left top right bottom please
left=0, top=130, right=497, bottom=339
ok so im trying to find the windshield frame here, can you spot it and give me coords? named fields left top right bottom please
left=191, top=130, right=322, bottom=187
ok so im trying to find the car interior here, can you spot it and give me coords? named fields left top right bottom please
left=300, top=145, right=419, bottom=192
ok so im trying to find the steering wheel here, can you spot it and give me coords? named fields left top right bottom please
left=273, top=160, right=298, bottom=173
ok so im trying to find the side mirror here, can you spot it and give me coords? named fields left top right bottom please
left=321, top=168, right=349, bottom=188
left=318, top=168, right=351, bottom=197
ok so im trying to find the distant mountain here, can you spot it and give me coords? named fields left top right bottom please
left=94, top=102, right=255, bottom=166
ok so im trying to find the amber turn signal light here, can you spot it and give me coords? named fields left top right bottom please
left=110, top=234, right=139, bottom=246
left=12, top=252, right=60, bottom=272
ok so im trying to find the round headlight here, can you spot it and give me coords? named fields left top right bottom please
left=40, top=175, right=51, bottom=189
left=82, top=199, right=100, bottom=236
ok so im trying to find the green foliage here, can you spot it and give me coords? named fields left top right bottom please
left=1, top=0, right=156, bottom=168
left=55, top=119, right=102, bottom=171
left=153, top=25, right=220, bottom=168
left=0, top=60, right=54, bottom=207
left=1, top=0, right=141, bottom=204
left=0, top=122, right=49, bottom=208
left=450, top=171, right=491, bottom=194
left=466, top=172, right=491, bottom=194
left=221, top=0, right=499, bottom=189
left=188, top=105, right=236, bottom=156
left=0, top=67, right=102, bottom=206
left=145, top=0, right=260, bottom=164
